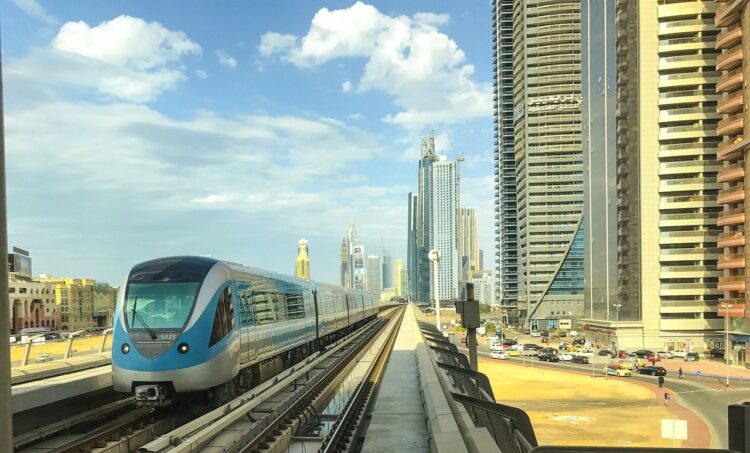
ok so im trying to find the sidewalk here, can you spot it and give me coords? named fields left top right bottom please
left=657, top=358, right=750, bottom=380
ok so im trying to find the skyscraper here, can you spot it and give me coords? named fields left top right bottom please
left=295, top=239, right=311, bottom=281
left=580, top=0, right=725, bottom=353
left=340, top=238, right=350, bottom=288
left=457, top=208, right=479, bottom=281
left=512, top=0, right=585, bottom=330
left=415, top=134, right=437, bottom=303
left=395, top=258, right=408, bottom=296
left=492, top=0, right=519, bottom=324
left=714, top=0, right=750, bottom=364
left=407, top=192, right=418, bottom=301
left=432, top=156, right=460, bottom=301
left=381, top=249, right=393, bottom=289
left=366, top=255, right=381, bottom=294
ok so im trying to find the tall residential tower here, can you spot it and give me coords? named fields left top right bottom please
left=295, top=239, right=311, bottom=281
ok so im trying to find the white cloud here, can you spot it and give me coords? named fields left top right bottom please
left=10, top=0, right=58, bottom=25
left=216, top=50, right=237, bottom=68
left=13, top=15, right=202, bottom=102
left=259, top=32, right=298, bottom=56
left=259, top=1, right=491, bottom=129
left=195, top=69, right=208, bottom=79
left=342, top=80, right=352, bottom=93
left=349, top=113, right=365, bottom=120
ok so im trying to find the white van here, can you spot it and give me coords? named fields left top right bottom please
left=490, top=339, right=504, bottom=351
left=672, top=349, right=688, bottom=358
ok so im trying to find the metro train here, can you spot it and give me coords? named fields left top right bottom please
left=112, top=256, right=379, bottom=406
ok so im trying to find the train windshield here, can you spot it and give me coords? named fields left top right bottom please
left=125, top=282, right=200, bottom=330
left=123, top=256, right=216, bottom=331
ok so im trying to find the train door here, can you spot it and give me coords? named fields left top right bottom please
left=312, top=290, right=320, bottom=340
left=235, top=280, right=256, bottom=363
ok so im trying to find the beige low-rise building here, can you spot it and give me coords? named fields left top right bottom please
left=8, top=275, right=59, bottom=333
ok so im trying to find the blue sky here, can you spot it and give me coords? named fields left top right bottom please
left=2, top=0, right=495, bottom=286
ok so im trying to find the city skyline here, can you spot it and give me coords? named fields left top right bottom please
left=3, top=0, right=496, bottom=286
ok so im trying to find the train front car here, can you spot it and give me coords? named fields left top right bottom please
left=112, top=256, right=240, bottom=406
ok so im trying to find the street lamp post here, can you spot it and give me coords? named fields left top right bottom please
left=613, top=303, right=622, bottom=353
left=718, top=302, right=734, bottom=387
left=429, top=250, right=441, bottom=331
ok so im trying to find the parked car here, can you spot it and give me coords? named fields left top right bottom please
left=490, top=351, right=509, bottom=360
left=503, top=339, right=518, bottom=347
left=524, top=343, right=540, bottom=350
left=508, top=349, right=521, bottom=357
left=559, top=342, right=571, bottom=350
left=598, top=349, right=615, bottom=358
left=657, top=351, right=673, bottom=359
left=570, top=330, right=579, bottom=337
left=558, top=352, right=573, bottom=361
left=672, top=349, right=688, bottom=358
left=541, top=337, right=549, bottom=344
left=638, top=366, right=667, bottom=376
left=685, top=352, right=700, bottom=362
left=626, top=353, right=639, bottom=362
left=538, top=353, right=560, bottom=362
left=34, top=353, right=54, bottom=363
left=605, top=365, right=632, bottom=377
left=559, top=332, right=567, bottom=337
left=571, top=355, right=590, bottom=364
left=541, top=347, right=558, bottom=355
left=617, top=350, right=628, bottom=359
left=646, top=354, right=661, bottom=362
left=709, top=348, right=725, bottom=358
left=634, top=350, right=654, bottom=358
left=530, top=331, right=541, bottom=337
left=572, top=338, right=585, bottom=346
left=579, top=348, right=595, bottom=357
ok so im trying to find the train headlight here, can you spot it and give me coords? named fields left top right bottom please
left=121, top=343, right=130, bottom=354
left=177, top=343, right=190, bottom=354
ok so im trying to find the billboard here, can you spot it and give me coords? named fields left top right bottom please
left=8, top=253, right=32, bottom=279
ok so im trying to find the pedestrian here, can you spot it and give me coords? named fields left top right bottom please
left=658, top=375, right=665, bottom=388
left=678, top=367, right=683, bottom=379
left=664, top=392, right=671, bottom=406
left=651, top=357, right=656, bottom=367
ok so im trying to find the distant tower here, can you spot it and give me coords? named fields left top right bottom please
left=381, top=249, right=393, bottom=289
left=366, top=255, right=382, bottom=293
left=340, top=238, right=350, bottom=288
left=295, top=239, right=311, bottom=280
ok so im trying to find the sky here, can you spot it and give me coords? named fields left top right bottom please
left=2, top=0, right=495, bottom=286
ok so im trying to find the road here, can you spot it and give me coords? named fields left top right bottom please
left=451, top=337, right=750, bottom=449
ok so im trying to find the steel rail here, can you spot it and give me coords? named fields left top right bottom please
left=319, top=305, right=404, bottom=452
left=236, top=307, right=405, bottom=453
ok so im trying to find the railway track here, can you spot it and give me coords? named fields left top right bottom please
left=137, top=305, right=405, bottom=452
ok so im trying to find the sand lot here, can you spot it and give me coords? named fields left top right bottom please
left=480, top=358, right=706, bottom=448
left=10, top=335, right=112, bottom=365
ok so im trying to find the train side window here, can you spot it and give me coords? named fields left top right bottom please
left=209, top=286, right=234, bottom=347
left=272, top=292, right=288, bottom=322
left=236, top=281, right=255, bottom=327
left=252, top=291, right=276, bottom=325
left=285, top=286, right=305, bottom=319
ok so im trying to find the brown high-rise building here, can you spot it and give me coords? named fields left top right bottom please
left=714, top=0, right=750, bottom=365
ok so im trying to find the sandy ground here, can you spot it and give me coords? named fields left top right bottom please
left=480, top=358, right=708, bottom=448
left=10, top=336, right=112, bottom=364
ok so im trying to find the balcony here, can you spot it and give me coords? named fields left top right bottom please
left=716, top=24, right=743, bottom=49
left=715, top=0, right=745, bottom=28
left=718, top=275, right=745, bottom=292
left=718, top=184, right=745, bottom=204
left=717, top=68, right=743, bottom=93
left=719, top=253, right=746, bottom=269
left=718, top=162, right=745, bottom=183
left=718, top=230, right=745, bottom=247
left=717, top=114, right=744, bottom=136
left=717, top=137, right=748, bottom=161
left=716, top=45, right=743, bottom=71
left=717, top=90, right=744, bottom=114
left=718, top=207, right=746, bottom=226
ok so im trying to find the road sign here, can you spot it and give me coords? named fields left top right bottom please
left=696, top=370, right=702, bottom=376
left=661, top=419, right=688, bottom=441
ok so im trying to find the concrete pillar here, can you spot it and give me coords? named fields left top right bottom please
left=743, top=6, right=750, bottom=344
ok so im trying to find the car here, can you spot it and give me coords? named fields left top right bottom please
left=490, top=351, right=509, bottom=360
left=34, top=353, right=54, bottom=363
left=646, top=354, right=661, bottom=362
left=617, top=350, right=628, bottom=359
left=626, top=353, right=639, bottom=362
left=538, top=353, right=560, bottom=362
left=709, top=348, right=725, bottom=358
left=559, top=332, right=567, bottom=337
left=523, top=343, right=540, bottom=350
left=672, top=349, right=688, bottom=358
left=605, top=366, right=632, bottom=377
left=634, top=350, right=653, bottom=358
left=508, top=349, right=521, bottom=357
left=530, top=331, right=541, bottom=337
left=490, top=341, right=504, bottom=352
left=572, top=338, right=585, bottom=346
left=579, top=348, right=594, bottom=357
left=559, top=342, right=570, bottom=349
left=540, top=347, right=558, bottom=354
left=657, top=351, right=673, bottom=359
left=571, top=355, right=590, bottom=364
left=598, top=349, right=615, bottom=358
left=558, top=352, right=573, bottom=361
left=541, top=331, right=549, bottom=337
left=503, top=339, right=518, bottom=347
left=638, top=366, right=667, bottom=376
left=569, top=330, right=579, bottom=337
left=685, top=352, right=700, bottom=362
left=541, top=337, right=549, bottom=343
